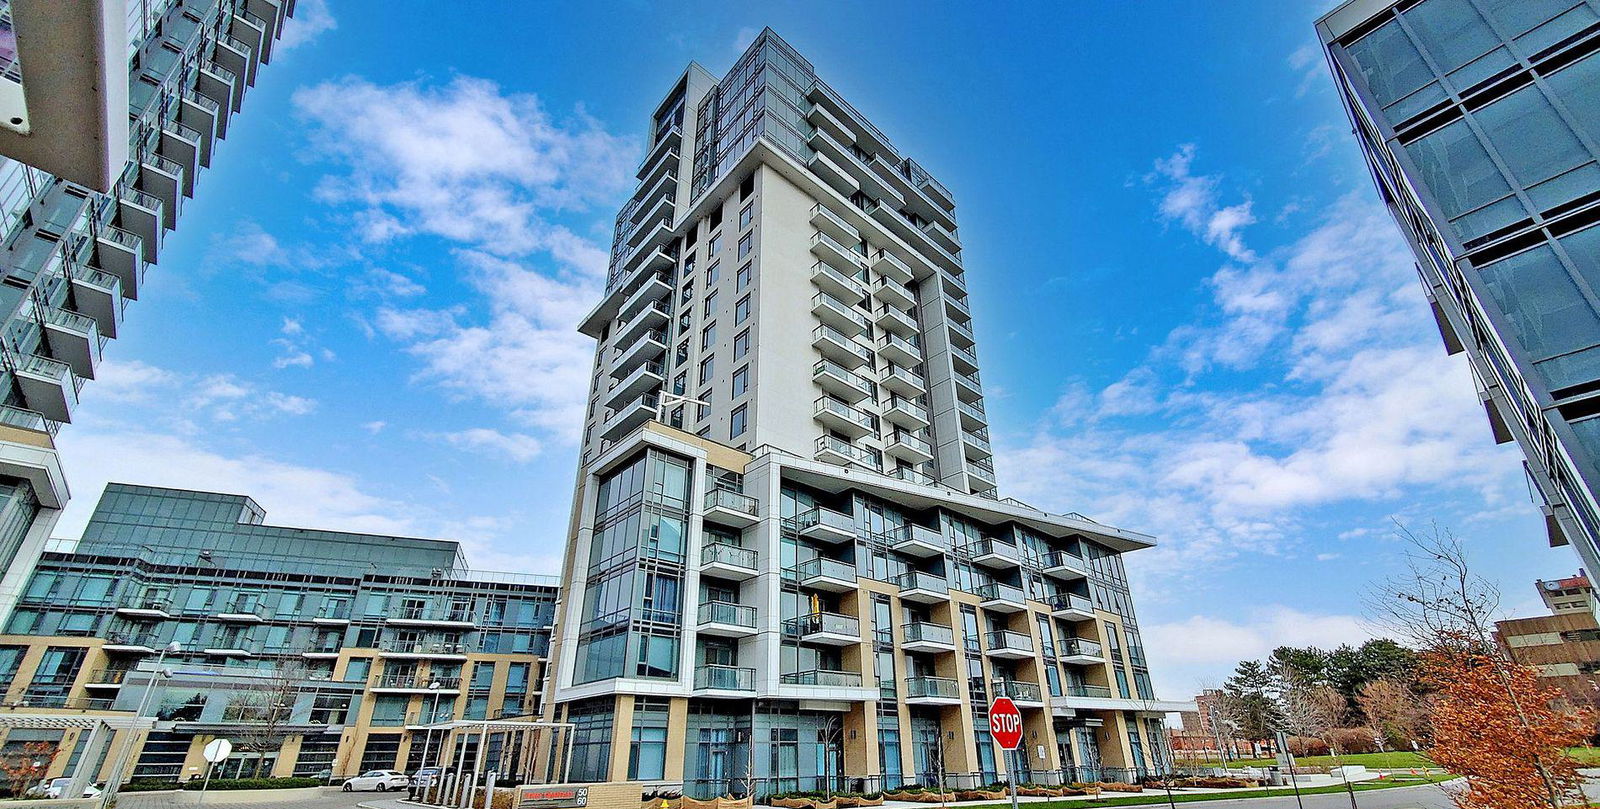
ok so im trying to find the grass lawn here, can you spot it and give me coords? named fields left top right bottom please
left=1565, top=746, right=1600, bottom=765
left=1218, top=752, right=1435, bottom=770
left=956, top=774, right=1457, bottom=809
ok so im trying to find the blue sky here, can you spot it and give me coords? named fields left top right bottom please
left=52, top=0, right=1570, bottom=696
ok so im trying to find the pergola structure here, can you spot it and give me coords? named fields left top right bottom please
left=411, top=717, right=574, bottom=809
left=0, top=713, right=153, bottom=799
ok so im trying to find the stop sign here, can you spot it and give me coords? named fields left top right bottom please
left=989, top=697, right=1023, bottom=750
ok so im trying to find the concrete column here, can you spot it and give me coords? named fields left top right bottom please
left=607, top=695, right=636, bottom=783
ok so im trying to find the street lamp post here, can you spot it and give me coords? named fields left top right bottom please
left=99, top=641, right=182, bottom=808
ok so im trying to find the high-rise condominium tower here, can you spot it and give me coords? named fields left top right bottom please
left=1318, top=0, right=1600, bottom=573
left=0, top=0, right=296, bottom=621
left=546, top=30, right=1189, bottom=796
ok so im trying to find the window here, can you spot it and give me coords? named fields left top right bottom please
left=734, top=296, right=750, bottom=325
left=740, top=173, right=755, bottom=200
left=733, top=330, right=750, bottom=360
left=736, top=263, right=751, bottom=290
left=701, top=323, right=717, bottom=350
left=731, top=366, right=748, bottom=398
left=731, top=404, right=748, bottom=438
left=708, top=233, right=722, bottom=254
left=628, top=727, right=668, bottom=780
left=672, top=373, right=686, bottom=396
left=738, top=233, right=752, bottom=259
left=710, top=205, right=724, bottom=230
left=697, top=390, right=712, bottom=421
left=706, top=261, right=720, bottom=285
left=739, top=204, right=753, bottom=229
left=704, top=289, right=719, bottom=317
left=1478, top=245, right=1600, bottom=364
left=699, top=356, right=715, bottom=385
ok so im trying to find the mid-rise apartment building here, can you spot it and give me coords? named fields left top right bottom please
left=1318, top=0, right=1600, bottom=577
left=547, top=29, right=1189, bottom=799
left=0, top=484, right=558, bottom=787
left=0, top=0, right=297, bottom=623
left=1497, top=572, right=1600, bottom=723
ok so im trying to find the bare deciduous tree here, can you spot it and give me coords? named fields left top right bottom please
left=224, top=661, right=308, bottom=778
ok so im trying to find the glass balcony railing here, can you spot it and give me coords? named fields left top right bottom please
left=878, top=332, right=921, bottom=357
left=1058, top=638, right=1104, bottom=658
left=994, top=679, right=1042, bottom=702
left=794, top=506, right=857, bottom=536
left=1048, top=593, right=1094, bottom=615
left=814, top=397, right=875, bottom=431
left=811, top=260, right=867, bottom=297
left=966, top=538, right=1020, bottom=563
left=1066, top=684, right=1114, bottom=699
left=890, top=430, right=933, bottom=455
left=702, top=542, right=758, bottom=570
left=785, top=611, right=859, bottom=638
left=780, top=669, right=863, bottom=688
left=892, top=467, right=936, bottom=485
left=696, top=665, right=755, bottom=691
left=810, top=203, right=856, bottom=237
left=812, top=359, right=873, bottom=395
left=698, top=600, right=756, bottom=628
left=886, top=395, right=930, bottom=423
left=974, top=582, right=1026, bottom=605
left=901, top=622, right=955, bottom=647
left=793, top=556, right=856, bottom=583
left=0, top=405, right=56, bottom=436
left=905, top=676, right=961, bottom=699
left=812, top=324, right=871, bottom=362
left=811, top=293, right=869, bottom=330
left=895, top=570, right=948, bottom=594
left=814, top=435, right=880, bottom=469
left=704, top=488, right=757, bottom=516
left=985, top=629, right=1034, bottom=654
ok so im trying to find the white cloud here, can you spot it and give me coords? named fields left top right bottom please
left=277, top=0, right=337, bottom=51
left=362, top=420, right=387, bottom=435
left=86, top=360, right=318, bottom=425
left=1143, top=606, right=1372, bottom=696
left=1148, top=144, right=1257, bottom=263
left=426, top=428, right=544, bottom=463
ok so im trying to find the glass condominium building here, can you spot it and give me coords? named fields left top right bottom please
left=0, top=0, right=297, bottom=624
left=1318, top=0, right=1600, bottom=574
left=0, top=484, right=558, bottom=787
left=547, top=29, right=1189, bottom=798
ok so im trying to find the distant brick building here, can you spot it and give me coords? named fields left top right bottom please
left=1166, top=689, right=1261, bottom=762
left=1496, top=572, right=1600, bottom=729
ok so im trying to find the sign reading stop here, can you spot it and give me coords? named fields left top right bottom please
left=989, top=697, right=1023, bottom=750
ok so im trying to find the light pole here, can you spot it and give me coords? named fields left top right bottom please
left=419, top=681, right=442, bottom=802
left=100, top=641, right=181, bottom=808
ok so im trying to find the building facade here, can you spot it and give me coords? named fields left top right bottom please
left=548, top=30, right=1188, bottom=799
left=1318, top=0, right=1600, bottom=576
left=0, top=0, right=297, bottom=623
left=0, top=484, right=558, bottom=787
left=1497, top=572, right=1600, bottom=729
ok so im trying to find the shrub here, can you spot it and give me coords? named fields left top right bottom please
left=179, top=777, right=322, bottom=791
left=1285, top=736, right=1330, bottom=757
left=1326, top=728, right=1379, bottom=754
left=121, top=779, right=182, bottom=792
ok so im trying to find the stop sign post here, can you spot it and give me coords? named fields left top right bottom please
left=990, top=698, right=1023, bottom=809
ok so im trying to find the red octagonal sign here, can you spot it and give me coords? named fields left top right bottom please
left=989, top=697, right=1023, bottom=750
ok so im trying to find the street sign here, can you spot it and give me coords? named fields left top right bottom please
left=989, top=697, right=1023, bottom=750
left=202, top=739, right=232, bottom=764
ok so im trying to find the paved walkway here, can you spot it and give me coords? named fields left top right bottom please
left=118, top=786, right=379, bottom=809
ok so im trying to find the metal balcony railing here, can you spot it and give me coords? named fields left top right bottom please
left=901, top=622, right=955, bottom=647
left=780, top=669, right=862, bottom=688
left=785, top=611, right=859, bottom=638
left=698, top=601, right=756, bottom=628
left=905, top=676, right=960, bottom=699
left=702, top=542, right=758, bottom=570
left=696, top=665, right=755, bottom=691
left=1058, top=638, right=1104, bottom=658
left=704, top=488, right=757, bottom=515
left=1048, top=593, right=1094, bottom=614
left=994, top=679, right=1042, bottom=702
left=985, top=629, right=1034, bottom=654
left=793, top=556, right=856, bottom=583
left=895, top=570, right=948, bottom=594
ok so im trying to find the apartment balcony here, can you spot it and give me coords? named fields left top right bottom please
left=901, top=622, right=957, bottom=653
left=630, top=175, right=676, bottom=226
left=1048, top=593, right=1095, bottom=621
left=102, top=633, right=162, bottom=654
left=810, top=260, right=867, bottom=305
left=957, top=399, right=987, bottom=432
left=378, top=640, right=470, bottom=660
left=967, top=538, right=1021, bottom=570
left=39, top=308, right=100, bottom=381
left=795, top=557, right=857, bottom=593
left=694, top=664, right=756, bottom=697
left=891, top=523, right=945, bottom=557
left=786, top=612, right=860, bottom=646
left=812, top=359, right=873, bottom=403
left=874, top=304, right=918, bottom=338
left=948, top=317, right=976, bottom=348
left=114, top=599, right=171, bottom=620
left=215, top=602, right=265, bottom=622
left=91, top=225, right=145, bottom=299
left=984, top=629, right=1035, bottom=659
left=82, top=669, right=129, bottom=690
left=806, top=103, right=857, bottom=147
left=877, top=333, right=921, bottom=367
left=601, top=391, right=660, bottom=442
left=12, top=353, right=77, bottom=423
left=961, top=427, right=994, bottom=461
left=204, top=643, right=255, bottom=658
left=885, top=430, right=934, bottom=466
left=807, top=127, right=901, bottom=205
left=814, top=435, right=879, bottom=471
left=621, top=244, right=675, bottom=282
left=892, top=467, right=937, bottom=486
left=871, top=249, right=914, bottom=285
left=895, top=570, right=948, bottom=604
left=180, top=89, right=222, bottom=163
left=637, top=129, right=680, bottom=182
left=116, top=188, right=163, bottom=263
left=806, top=149, right=860, bottom=198
left=1041, top=550, right=1089, bottom=581
left=703, top=488, right=759, bottom=529
left=809, top=230, right=865, bottom=277
left=879, top=365, right=925, bottom=399
left=1060, top=684, right=1116, bottom=706
left=810, top=203, right=860, bottom=244
left=373, top=675, right=463, bottom=694
left=313, top=605, right=351, bottom=625
left=923, top=221, right=961, bottom=254
left=968, top=460, right=998, bottom=491
left=945, top=290, right=972, bottom=321
left=301, top=646, right=341, bottom=660
left=138, top=155, right=184, bottom=228
left=160, top=119, right=203, bottom=197
left=954, top=370, right=984, bottom=403
left=883, top=396, right=931, bottom=431
left=811, top=325, right=871, bottom=369
left=195, top=57, right=238, bottom=114
left=975, top=583, right=1027, bottom=614
left=68, top=267, right=124, bottom=339
left=701, top=541, right=759, bottom=580
left=940, top=268, right=968, bottom=297
left=904, top=676, right=962, bottom=706
left=873, top=276, right=916, bottom=310
left=780, top=669, right=864, bottom=688
left=605, top=359, right=665, bottom=410
left=993, top=679, right=1044, bottom=707
left=814, top=397, right=875, bottom=439
left=618, top=271, right=671, bottom=322
left=612, top=328, right=666, bottom=376
left=811, top=292, right=869, bottom=336
left=950, top=341, right=980, bottom=374
left=795, top=506, right=856, bottom=544
left=698, top=601, right=758, bottom=638
left=388, top=606, right=476, bottom=629
left=627, top=211, right=673, bottom=250
left=1057, top=637, right=1105, bottom=664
